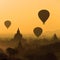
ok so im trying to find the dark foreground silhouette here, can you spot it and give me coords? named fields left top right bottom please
left=0, top=49, right=58, bottom=60
left=26, top=53, right=57, bottom=60
left=0, top=29, right=59, bottom=60
left=0, top=50, right=58, bottom=60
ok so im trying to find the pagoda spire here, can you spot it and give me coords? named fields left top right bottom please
left=14, top=28, right=22, bottom=40
left=17, top=28, right=20, bottom=34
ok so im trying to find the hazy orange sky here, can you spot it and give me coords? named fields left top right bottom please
left=0, top=0, right=60, bottom=38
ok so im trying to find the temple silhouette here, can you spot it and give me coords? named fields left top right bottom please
left=14, top=28, right=22, bottom=40
left=52, top=34, right=58, bottom=41
left=15, top=28, right=24, bottom=49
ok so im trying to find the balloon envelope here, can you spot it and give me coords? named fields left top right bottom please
left=4, top=20, right=11, bottom=29
left=38, top=10, right=50, bottom=24
left=33, top=27, right=43, bottom=37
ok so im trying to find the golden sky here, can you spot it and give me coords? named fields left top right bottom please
left=0, top=0, right=60, bottom=38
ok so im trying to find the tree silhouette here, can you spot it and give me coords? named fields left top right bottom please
left=0, top=50, right=8, bottom=60
left=6, top=48, right=17, bottom=57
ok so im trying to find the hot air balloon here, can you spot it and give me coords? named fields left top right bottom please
left=33, top=27, right=43, bottom=37
left=4, top=20, right=11, bottom=29
left=38, top=9, right=50, bottom=24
